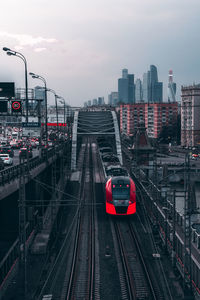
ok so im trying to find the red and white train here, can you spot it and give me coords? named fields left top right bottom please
left=105, top=175, right=136, bottom=215
left=97, top=137, right=136, bottom=216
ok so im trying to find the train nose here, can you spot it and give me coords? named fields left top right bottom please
left=113, top=199, right=129, bottom=206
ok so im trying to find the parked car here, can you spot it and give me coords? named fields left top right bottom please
left=0, top=146, right=14, bottom=157
left=10, top=140, right=19, bottom=149
left=0, top=154, right=13, bottom=166
left=19, top=147, right=33, bottom=159
left=35, top=140, right=39, bottom=147
left=0, top=141, right=8, bottom=147
left=191, top=153, right=198, bottom=160
left=48, top=141, right=53, bottom=147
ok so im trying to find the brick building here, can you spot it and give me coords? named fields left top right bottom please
left=120, top=102, right=178, bottom=139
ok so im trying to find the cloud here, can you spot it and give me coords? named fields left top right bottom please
left=34, top=47, right=47, bottom=52
left=0, top=31, right=57, bottom=50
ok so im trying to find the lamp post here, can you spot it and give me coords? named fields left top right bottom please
left=162, top=206, right=170, bottom=253
left=29, top=72, right=48, bottom=145
left=58, top=97, right=71, bottom=135
left=3, top=47, right=29, bottom=122
left=58, top=97, right=66, bottom=131
left=46, top=89, right=59, bottom=138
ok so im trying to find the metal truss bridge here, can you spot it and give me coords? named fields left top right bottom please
left=71, top=110, right=123, bottom=170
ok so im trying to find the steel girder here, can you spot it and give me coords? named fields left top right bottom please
left=71, top=110, right=123, bottom=170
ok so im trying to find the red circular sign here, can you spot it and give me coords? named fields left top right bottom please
left=12, top=101, right=21, bottom=110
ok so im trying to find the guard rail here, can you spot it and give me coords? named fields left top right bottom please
left=0, top=140, right=69, bottom=186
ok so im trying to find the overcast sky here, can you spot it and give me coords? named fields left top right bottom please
left=0, top=0, right=200, bottom=106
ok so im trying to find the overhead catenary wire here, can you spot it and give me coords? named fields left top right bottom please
left=32, top=177, right=82, bottom=202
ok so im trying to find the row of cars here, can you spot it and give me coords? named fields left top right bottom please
left=0, top=137, right=35, bottom=170
left=0, top=146, right=34, bottom=170
left=0, top=130, right=68, bottom=170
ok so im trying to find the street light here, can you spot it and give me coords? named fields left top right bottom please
left=58, top=99, right=65, bottom=134
left=3, top=47, right=29, bottom=122
left=3, top=47, right=29, bottom=299
left=46, top=89, right=59, bottom=137
left=58, top=97, right=71, bottom=135
left=29, top=72, right=48, bottom=145
left=58, top=97, right=66, bottom=126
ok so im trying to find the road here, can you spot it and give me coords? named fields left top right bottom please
left=157, top=152, right=200, bottom=167
left=4, top=148, right=40, bottom=167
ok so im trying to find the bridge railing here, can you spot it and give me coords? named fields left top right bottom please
left=0, top=141, right=69, bottom=186
left=0, top=140, right=70, bottom=298
left=0, top=209, right=38, bottom=297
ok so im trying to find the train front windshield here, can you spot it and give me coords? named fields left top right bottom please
left=112, top=186, right=130, bottom=200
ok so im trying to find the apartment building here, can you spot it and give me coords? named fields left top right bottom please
left=181, top=84, right=200, bottom=147
left=120, top=102, right=178, bottom=139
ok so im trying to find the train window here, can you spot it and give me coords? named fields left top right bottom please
left=112, top=186, right=130, bottom=200
left=117, top=180, right=124, bottom=185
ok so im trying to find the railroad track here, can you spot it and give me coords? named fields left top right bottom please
left=133, top=185, right=173, bottom=300
left=66, top=141, right=97, bottom=300
left=128, top=221, right=160, bottom=300
left=65, top=140, right=101, bottom=300
left=111, top=219, right=159, bottom=300
left=36, top=139, right=101, bottom=300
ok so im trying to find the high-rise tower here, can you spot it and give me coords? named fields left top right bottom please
left=135, top=79, right=143, bottom=102
left=122, top=68, right=128, bottom=79
left=168, top=70, right=176, bottom=102
left=149, top=65, right=163, bottom=102
left=118, top=69, right=135, bottom=103
left=142, top=71, right=150, bottom=102
left=128, top=74, right=135, bottom=103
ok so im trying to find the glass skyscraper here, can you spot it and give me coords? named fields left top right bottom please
left=142, top=71, right=150, bottom=102
left=118, top=77, right=129, bottom=103
left=128, top=74, right=135, bottom=104
left=122, top=68, right=128, bottom=79
left=118, top=69, right=135, bottom=104
left=168, top=70, right=176, bottom=102
left=142, top=65, right=162, bottom=103
left=149, top=65, right=162, bottom=102
left=135, top=79, right=143, bottom=102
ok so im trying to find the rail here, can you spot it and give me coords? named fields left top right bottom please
left=112, top=221, right=136, bottom=300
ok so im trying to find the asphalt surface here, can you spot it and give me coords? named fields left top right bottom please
left=3, top=148, right=40, bottom=167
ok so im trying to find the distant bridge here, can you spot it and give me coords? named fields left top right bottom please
left=71, top=110, right=123, bottom=170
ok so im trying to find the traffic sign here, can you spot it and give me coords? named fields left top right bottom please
left=22, top=122, right=41, bottom=127
left=22, top=122, right=41, bottom=137
left=22, top=127, right=41, bottom=137
left=11, top=100, right=22, bottom=113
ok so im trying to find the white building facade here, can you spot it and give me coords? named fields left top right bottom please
left=181, top=85, right=200, bottom=147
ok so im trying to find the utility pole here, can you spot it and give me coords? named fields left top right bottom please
left=183, top=153, right=192, bottom=293
left=153, top=150, right=159, bottom=224
left=18, top=157, right=27, bottom=299
left=172, top=189, right=176, bottom=269
left=37, top=99, right=42, bottom=151
left=51, top=146, right=57, bottom=231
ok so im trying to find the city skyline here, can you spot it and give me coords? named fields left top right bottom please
left=0, top=0, right=200, bottom=106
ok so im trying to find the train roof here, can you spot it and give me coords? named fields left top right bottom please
left=111, top=176, right=131, bottom=184
left=105, top=165, right=128, bottom=177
